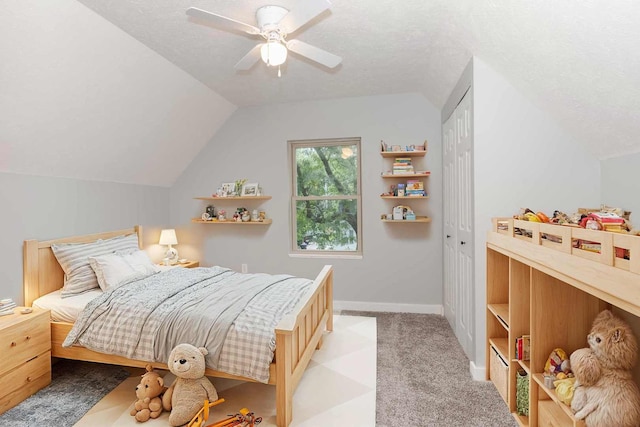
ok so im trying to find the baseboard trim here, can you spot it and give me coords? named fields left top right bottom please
left=469, top=360, right=486, bottom=381
left=335, top=300, right=443, bottom=315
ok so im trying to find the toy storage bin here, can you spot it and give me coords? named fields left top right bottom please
left=489, top=344, right=508, bottom=403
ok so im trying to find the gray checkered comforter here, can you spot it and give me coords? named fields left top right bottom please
left=62, top=266, right=312, bottom=383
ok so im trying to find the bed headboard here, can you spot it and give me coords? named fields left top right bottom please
left=23, top=226, right=142, bottom=307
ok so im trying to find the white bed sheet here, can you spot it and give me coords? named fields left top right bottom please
left=33, top=289, right=103, bottom=322
left=31, top=266, right=175, bottom=322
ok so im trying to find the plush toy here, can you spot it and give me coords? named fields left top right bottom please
left=162, top=343, right=219, bottom=427
left=130, top=364, right=166, bottom=422
left=570, top=310, right=640, bottom=427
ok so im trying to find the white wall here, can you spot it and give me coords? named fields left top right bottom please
left=600, top=152, right=640, bottom=381
left=170, top=93, right=443, bottom=311
left=472, top=57, right=601, bottom=367
left=0, top=172, right=170, bottom=305
left=0, top=0, right=235, bottom=187
left=600, top=152, right=640, bottom=226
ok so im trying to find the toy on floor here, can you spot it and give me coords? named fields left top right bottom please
left=187, top=398, right=225, bottom=427
left=130, top=364, right=167, bottom=422
left=162, top=343, right=219, bottom=427
left=207, top=407, right=263, bottom=427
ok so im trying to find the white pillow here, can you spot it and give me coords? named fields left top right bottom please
left=88, top=254, right=140, bottom=291
left=119, top=250, right=159, bottom=276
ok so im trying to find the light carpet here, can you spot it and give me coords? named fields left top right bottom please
left=74, top=315, right=376, bottom=427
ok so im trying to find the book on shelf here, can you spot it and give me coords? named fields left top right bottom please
left=0, top=298, right=16, bottom=316
left=406, top=179, right=424, bottom=190
left=394, top=157, right=412, bottom=163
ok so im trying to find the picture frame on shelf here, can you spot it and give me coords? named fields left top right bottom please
left=241, top=182, right=259, bottom=197
left=220, top=182, right=235, bottom=197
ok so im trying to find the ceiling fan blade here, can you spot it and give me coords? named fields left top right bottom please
left=186, top=7, right=261, bottom=35
left=234, top=44, right=263, bottom=70
left=287, top=39, right=342, bottom=68
left=279, top=0, right=331, bottom=35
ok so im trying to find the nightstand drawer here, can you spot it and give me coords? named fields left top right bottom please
left=0, top=312, right=50, bottom=376
left=0, top=351, right=51, bottom=414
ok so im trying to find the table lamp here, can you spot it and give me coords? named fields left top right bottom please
left=159, top=229, right=179, bottom=265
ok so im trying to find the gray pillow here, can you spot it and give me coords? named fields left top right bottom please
left=52, top=233, right=139, bottom=297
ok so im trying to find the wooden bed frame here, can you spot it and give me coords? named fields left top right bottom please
left=23, top=226, right=333, bottom=427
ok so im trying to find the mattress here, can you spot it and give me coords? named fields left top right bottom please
left=33, top=289, right=102, bottom=322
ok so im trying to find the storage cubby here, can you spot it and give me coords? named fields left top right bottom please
left=486, top=217, right=640, bottom=426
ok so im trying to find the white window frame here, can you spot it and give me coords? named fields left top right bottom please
left=288, top=137, right=363, bottom=258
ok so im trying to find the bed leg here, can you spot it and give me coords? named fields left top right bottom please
left=276, top=332, right=293, bottom=427
left=316, top=335, right=323, bottom=350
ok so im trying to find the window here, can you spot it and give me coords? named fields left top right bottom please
left=289, top=138, right=362, bottom=256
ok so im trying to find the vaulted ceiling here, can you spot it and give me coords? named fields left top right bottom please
left=75, top=0, right=640, bottom=160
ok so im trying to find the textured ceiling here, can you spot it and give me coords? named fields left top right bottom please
left=76, top=0, right=640, bottom=160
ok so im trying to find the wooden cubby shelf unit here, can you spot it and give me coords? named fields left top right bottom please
left=486, top=217, right=640, bottom=427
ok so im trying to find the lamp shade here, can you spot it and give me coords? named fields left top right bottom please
left=261, top=42, right=287, bottom=66
left=159, top=229, right=178, bottom=246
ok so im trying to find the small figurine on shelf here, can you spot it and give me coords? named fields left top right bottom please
left=217, top=210, right=226, bottom=221
left=251, top=209, right=259, bottom=222
left=259, top=211, right=266, bottom=222
left=242, top=210, right=250, bottom=222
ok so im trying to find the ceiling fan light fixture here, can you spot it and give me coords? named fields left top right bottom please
left=261, top=41, right=287, bottom=66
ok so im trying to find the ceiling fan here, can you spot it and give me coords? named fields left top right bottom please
left=186, top=0, right=342, bottom=75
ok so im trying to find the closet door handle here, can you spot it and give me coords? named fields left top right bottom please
left=446, top=235, right=451, bottom=238
left=460, top=241, right=466, bottom=245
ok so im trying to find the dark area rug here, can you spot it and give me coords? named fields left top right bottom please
left=0, top=359, right=129, bottom=427
left=342, top=311, right=516, bottom=427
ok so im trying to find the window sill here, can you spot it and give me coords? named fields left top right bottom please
left=289, top=252, right=363, bottom=260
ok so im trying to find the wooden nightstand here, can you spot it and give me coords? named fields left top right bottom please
left=157, top=260, right=199, bottom=269
left=178, top=260, right=199, bottom=268
left=0, top=307, right=51, bottom=414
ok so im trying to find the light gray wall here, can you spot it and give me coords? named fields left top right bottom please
left=471, top=57, right=601, bottom=367
left=0, top=0, right=235, bottom=187
left=170, top=93, right=443, bottom=310
left=600, top=152, right=640, bottom=226
left=0, top=172, right=170, bottom=305
left=600, top=152, right=640, bottom=381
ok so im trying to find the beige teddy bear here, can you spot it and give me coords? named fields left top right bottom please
left=130, top=364, right=166, bottom=422
left=570, top=310, right=640, bottom=427
left=162, top=343, right=219, bottom=427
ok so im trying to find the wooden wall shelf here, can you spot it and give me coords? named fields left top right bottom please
left=194, top=196, right=272, bottom=201
left=381, top=217, right=431, bottom=223
left=380, top=150, right=426, bottom=158
left=191, top=218, right=272, bottom=225
left=380, top=195, right=429, bottom=200
left=381, top=172, right=430, bottom=178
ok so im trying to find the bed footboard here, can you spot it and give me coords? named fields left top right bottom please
left=274, top=265, right=333, bottom=427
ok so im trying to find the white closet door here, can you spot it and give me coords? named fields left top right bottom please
left=454, top=89, right=474, bottom=357
left=442, top=88, right=474, bottom=358
left=443, top=112, right=457, bottom=328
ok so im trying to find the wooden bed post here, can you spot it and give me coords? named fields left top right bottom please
left=275, top=331, right=293, bottom=427
left=23, top=240, right=40, bottom=307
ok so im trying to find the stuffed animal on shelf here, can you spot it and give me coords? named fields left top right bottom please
left=570, top=310, right=640, bottom=427
left=162, top=343, right=219, bottom=427
left=130, top=364, right=167, bottom=422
